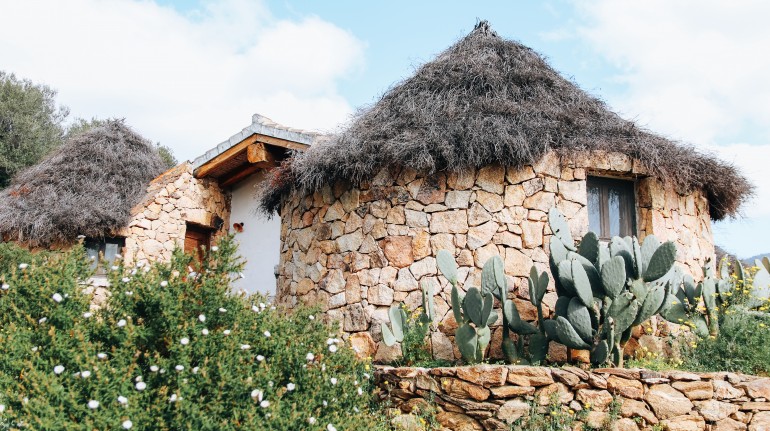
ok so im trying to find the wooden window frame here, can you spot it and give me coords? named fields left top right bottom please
left=587, top=176, right=637, bottom=241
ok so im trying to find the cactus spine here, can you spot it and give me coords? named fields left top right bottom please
left=544, top=208, right=677, bottom=367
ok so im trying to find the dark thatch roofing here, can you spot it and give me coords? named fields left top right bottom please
left=0, top=120, right=166, bottom=246
left=259, top=21, right=752, bottom=220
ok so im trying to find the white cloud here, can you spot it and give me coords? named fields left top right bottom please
left=573, top=0, right=770, bottom=224
left=0, top=0, right=365, bottom=161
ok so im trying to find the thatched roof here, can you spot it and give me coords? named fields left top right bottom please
left=0, top=120, right=165, bottom=246
left=260, top=21, right=752, bottom=220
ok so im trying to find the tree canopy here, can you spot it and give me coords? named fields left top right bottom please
left=0, top=71, right=69, bottom=188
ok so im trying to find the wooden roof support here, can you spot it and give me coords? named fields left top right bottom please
left=219, top=164, right=261, bottom=188
left=194, top=135, right=258, bottom=178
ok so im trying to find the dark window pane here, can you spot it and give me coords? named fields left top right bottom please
left=587, top=177, right=636, bottom=240
left=104, top=242, right=119, bottom=263
left=588, top=185, right=602, bottom=234
left=608, top=188, right=621, bottom=238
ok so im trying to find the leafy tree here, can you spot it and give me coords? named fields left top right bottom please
left=0, top=71, right=69, bottom=188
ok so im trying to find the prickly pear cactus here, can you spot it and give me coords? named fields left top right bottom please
left=381, top=280, right=436, bottom=349
left=437, top=250, right=498, bottom=364
left=544, top=207, right=677, bottom=367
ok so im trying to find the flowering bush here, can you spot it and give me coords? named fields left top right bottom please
left=0, top=238, right=386, bottom=430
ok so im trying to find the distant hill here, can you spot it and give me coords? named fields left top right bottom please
left=744, top=252, right=770, bottom=266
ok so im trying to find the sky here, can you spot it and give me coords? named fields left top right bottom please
left=1, top=0, right=768, bottom=258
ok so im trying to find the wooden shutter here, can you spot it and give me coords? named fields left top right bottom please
left=184, top=224, right=212, bottom=262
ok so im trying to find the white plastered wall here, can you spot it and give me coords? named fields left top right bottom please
left=229, top=171, right=282, bottom=296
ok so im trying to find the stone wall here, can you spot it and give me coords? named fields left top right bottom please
left=121, top=163, right=230, bottom=266
left=376, top=365, right=770, bottom=431
left=275, top=151, right=715, bottom=360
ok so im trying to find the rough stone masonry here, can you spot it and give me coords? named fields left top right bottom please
left=376, top=365, right=770, bottom=431
left=275, top=151, right=715, bottom=361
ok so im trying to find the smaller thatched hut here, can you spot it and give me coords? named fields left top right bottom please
left=0, top=120, right=165, bottom=250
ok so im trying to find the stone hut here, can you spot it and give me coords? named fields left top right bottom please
left=259, top=22, right=752, bottom=359
left=0, top=120, right=167, bottom=255
left=121, top=162, right=230, bottom=267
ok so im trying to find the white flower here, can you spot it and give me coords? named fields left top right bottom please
left=201, top=328, right=209, bottom=336
left=263, top=331, right=271, bottom=338
left=251, top=305, right=260, bottom=313
left=52, top=293, right=63, bottom=303
left=270, top=306, right=276, bottom=311
left=240, top=344, right=251, bottom=350
left=97, top=353, right=107, bottom=360
left=122, top=420, right=133, bottom=429
left=238, top=272, right=245, bottom=279
left=328, top=345, right=338, bottom=353
left=308, top=417, right=316, bottom=424
left=0, top=404, right=4, bottom=413
left=306, top=353, right=315, bottom=361
left=160, top=280, right=168, bottom=287
left=121, top=277, right=130, bottom=283
left=323, top=400, right=328, bottom=407
left=19, top=263, right=28, bottom=270
left=211, top=246, right=219, bottom=252
left=31, top=346, right=38, bottom=352
left=169, top=394, right=178, bottom=403
left=175, top=365, right=184, bottom=371
left=218, top=307, right=227, bottom=313
left=87, top=400, right=99, bottom=409
left=330, top=378, right=337, bottom=385
left=363, top=373, right=370, bottom=380
left=135, top=376, right=142, bottom=382
left=81, top=370, right=92, bottom=378
left=259, top=302, right=266, bottom=309
left=308, top=315, right=315, bottom=320
left=260, top=400, right=270, bottom=408
left=223, top=329, right=231, bottom=335
left=268, top=381, right=274, bottom=387
left=117, top=319, right=127, bottom=327
left=327, top=424, right=337, bottom=431
left=83, top=312, right=93, bottom=318
left=250, top=389, right=263, bottom=401
left=110, top=265, right=119, bottom=271
left=192, top=367, right=200, bottom=374
left=150, top=365, right=159, bottom=372
left=54, top=365, right=65, bottom=375
left=357, top=387, right=363, bottom=396
left=256, top=355, right=265, bottom=362
left=135, top=382, right=146, bottom=391
left=38, top=317, right=47, bottom=324
left=117, top=395, right=128, bottom=405
left=124, top=291, right=133, bottom=296
left=198, top=314, right=206, bottom=322
left=180, top=337, right=190, bottom=345
left=1, top=283, right=9, bottom=290
left=286, top=383, right=296, bottom=391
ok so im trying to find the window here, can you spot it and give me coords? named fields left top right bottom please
left=85, top=237, right=125, bottom=274
left=587, top=177, right=636, bottom=240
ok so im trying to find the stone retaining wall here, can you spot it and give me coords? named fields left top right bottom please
left=276, top=151, right=715, bottom=361
left=376, top=365, right=770, bottom=431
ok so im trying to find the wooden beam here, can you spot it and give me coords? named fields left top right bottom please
left=194, top=135, right=257, bottom=178
left=246, top=143, right=276, bottom=164
left=254, top=134, right=310, bottom=151
left=219, top=164, right=261, bottom=188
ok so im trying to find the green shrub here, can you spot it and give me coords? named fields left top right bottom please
left=680, top=308, right=770, bottom=376
left=0, top=237, right=387, bottom=430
